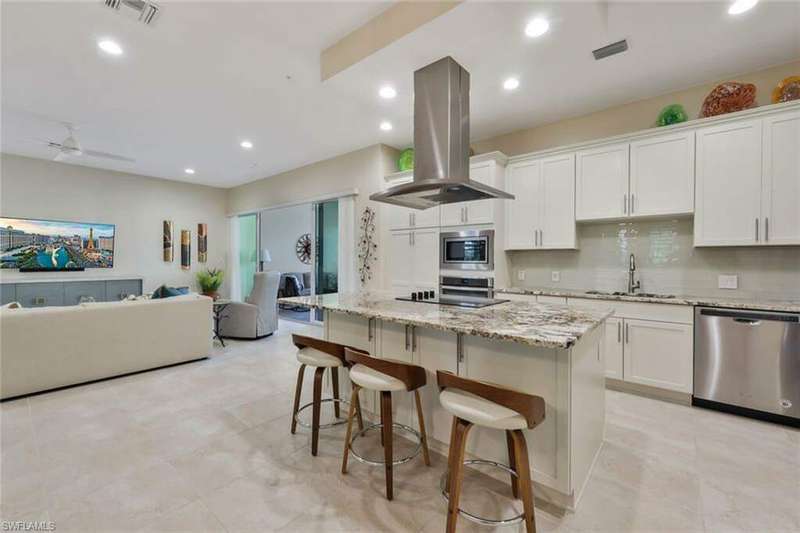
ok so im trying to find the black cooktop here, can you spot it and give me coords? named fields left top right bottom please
left=395, top=294, right=509, bottom=308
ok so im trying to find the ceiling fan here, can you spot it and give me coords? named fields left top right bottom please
left=36, top=123, right=135, bottom=163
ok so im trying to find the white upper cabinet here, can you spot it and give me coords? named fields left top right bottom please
left=629, top=131, right=695, bottom=217
left=761, top=110, right=800, bottom=245
left=576, top=143, right=629, bottom=221
left=384, top=196, right=440, bottom=231
left=440, top=162, right=497, bottom=227
left=388, top=228, right=439, bottom=295
left=694, top=119, right=763, bottom=246
left=540, top=154, right=577, bottom=248
left=505, top=159, right=541, bottom=250
left=505, top=154, right=576, bottom=250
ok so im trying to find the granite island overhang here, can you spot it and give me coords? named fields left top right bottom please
left=279, top=292, right=613, bottom=510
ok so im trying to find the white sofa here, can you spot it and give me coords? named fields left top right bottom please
left=0, top=294, right=212, bottom=400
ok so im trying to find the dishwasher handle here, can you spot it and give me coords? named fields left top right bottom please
left=699, top=308, right=799, bottom=323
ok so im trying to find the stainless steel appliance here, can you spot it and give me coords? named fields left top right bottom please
left=370, top=57, right=513, bottom=209
left=694, top=307, right=799, bottom=426
left=440, top=230, right=494, bottom=272
left=440, top=275, right=495, bottom=298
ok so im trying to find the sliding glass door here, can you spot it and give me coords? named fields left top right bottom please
left=238, top=213, right=258, bottom=299
left=313, top=200, right=338, bottom=321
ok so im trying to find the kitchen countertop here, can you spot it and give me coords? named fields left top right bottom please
left=497, top=287, right=800, bottom=313
left=279, top=292, right=613, bottom=349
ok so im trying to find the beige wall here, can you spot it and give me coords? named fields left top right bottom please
left=227, top=143, right=400, bottom=290
left=0, top=154, right=229, bottom=294
left=473, top=60, right=800, bottom=157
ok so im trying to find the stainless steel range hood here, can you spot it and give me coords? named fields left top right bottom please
left=370, top=56, right=514, bottom=210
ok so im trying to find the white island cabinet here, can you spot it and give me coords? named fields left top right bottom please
left=290, top=292, right=611, bottom=510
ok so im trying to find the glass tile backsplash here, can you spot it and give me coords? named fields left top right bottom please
left=508, top=218, right=800, bottom=300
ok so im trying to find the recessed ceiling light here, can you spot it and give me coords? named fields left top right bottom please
left=379, top=121, right=393, bottom=131
left=240, top=140, right=253, bottom=149
left=184, top=168, right=195, bottom=175
left=503, top=77, right=520, bottom=91
left=97, top=39, right=123, bottom=56
left=728, top=0, right=758, bottom=15
left=524, top=18, right=550, bottom=38
left=379, top=86, right=397, bottom=99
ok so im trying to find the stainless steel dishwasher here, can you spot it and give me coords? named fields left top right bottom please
left=694, top=307, right=799, bottom=426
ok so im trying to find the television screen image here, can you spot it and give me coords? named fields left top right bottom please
left=0, top=217, right=115, bottom=270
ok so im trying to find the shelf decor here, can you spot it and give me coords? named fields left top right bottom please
left=772, top=75, right=800, bottom=104
left=181, top=229, right=191, bottom=270
left=163, top=220, right=173, bottom=262
left=357, top=206, right=378, bottom=284
left=700, top=81, right=756, bottom=118
left=656, top=104, right=688, bottom=127
left=398, top=148, right=414, bottom=171
left=197, top=223, right=208, bottom=263
left=295, top=233, right=312, bottom=265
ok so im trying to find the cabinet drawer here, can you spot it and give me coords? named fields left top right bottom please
left=16, top=283, right=64, bottom=307
left=1, top=284, right=16, bottom=305
left=64, top=281, right=106, bottom=305
left=106, top=280, right=142, bottom=301
left=567, top=297, right=693, bottom=324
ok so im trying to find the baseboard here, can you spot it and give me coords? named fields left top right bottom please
left=692, top=397, right=799, bottom=428
left=0, top=357, right=209, bottom=402
left=605, top=378, right=692, bottom=406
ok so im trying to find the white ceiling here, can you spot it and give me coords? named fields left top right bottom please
left=2, top=1, right=799, bottom=188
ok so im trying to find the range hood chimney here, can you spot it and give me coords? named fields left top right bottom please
left=370, top=56, right=513, bottom=210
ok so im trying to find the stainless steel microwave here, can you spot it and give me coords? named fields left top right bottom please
left=440, top=229, right=494, bottom=271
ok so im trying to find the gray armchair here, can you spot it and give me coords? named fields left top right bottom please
left=218, top=271, right=280, bottom=339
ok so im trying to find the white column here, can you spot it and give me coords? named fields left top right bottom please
left=337, top=195, right=356, bottom=293
left=228, top=216, right=242, bottom=301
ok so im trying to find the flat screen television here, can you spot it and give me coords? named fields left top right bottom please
left=0, top=217, right=115, bottom=270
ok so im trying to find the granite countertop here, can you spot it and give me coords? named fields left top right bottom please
left=497, top=287, right=800, bottom=313
left=279, top=292, right=613, bottom=349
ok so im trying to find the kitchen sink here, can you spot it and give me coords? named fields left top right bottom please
left=584, top=290, right=676, bottom=299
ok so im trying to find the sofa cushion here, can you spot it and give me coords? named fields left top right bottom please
left=151, top=285, right=190, bottom=299
left=1, top=301, right=21, bottom=310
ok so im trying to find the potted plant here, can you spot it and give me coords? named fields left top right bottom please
left=196, top=268, right=224, bottom=300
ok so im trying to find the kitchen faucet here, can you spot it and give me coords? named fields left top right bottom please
left=627, top=253, right=641, bottom=294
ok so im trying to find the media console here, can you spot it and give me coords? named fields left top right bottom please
left=1, top=278, right=143, bottom=307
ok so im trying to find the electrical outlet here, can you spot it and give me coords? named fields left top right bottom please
left=551, top=271, right=561, bottom=282
left=517, top=270, right=526, bottom=281
left=718, top=274, right=738, bottom=290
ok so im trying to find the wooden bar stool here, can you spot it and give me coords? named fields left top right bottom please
left=341, top=347, right=431, bottom=500
left=437, top=371, right=546, bottom=533
left=290, top=335, right=364, bottom=456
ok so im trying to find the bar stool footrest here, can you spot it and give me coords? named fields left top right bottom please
left=294, top=398, right=349, bottom=430
left=349, top=423, right=422, bottom=467
left=440, top=459, right=525, bottom=526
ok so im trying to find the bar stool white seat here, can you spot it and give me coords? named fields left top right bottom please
left=439, top=389, right=527, bottom=430
left=349, top=363, right=406, bottom=391
left=297, top=346, right=343, bottom=368
left=437, top=371, right=546, bottom=533
left=290, top=335, right=363, bottom=456
left=341, top=348, right=431, bottom=500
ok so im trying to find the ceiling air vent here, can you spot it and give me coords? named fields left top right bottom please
left=104, top=0, right=160, bottom=25
left=592, top=39, right=628, bottom=60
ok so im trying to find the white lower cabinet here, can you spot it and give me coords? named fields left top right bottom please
left=622, top=319, right=693, bottom=393
left=604, top=317, right=624, bottom=380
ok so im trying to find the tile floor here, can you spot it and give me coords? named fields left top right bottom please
left=1, top=320, right=798, bottom=532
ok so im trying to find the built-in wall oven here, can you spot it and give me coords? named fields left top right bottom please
left=440, top=229, right=494, bottom=272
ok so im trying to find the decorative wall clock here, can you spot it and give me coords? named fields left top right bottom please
left=295, top=233, right=312, bottom=264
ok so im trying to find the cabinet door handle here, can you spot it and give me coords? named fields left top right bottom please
left=368, top=318, right=374, bottom=341
left=630, top=194, right=635, bottom=214
left=456, top=333, right=464, bottom=364
left=623, top=194, right=628, bottom=215
left=755, top=218, right=759, bottom=242
left=539, top=229, right=543, bottom=247
left=411, top=326, right=416, bottom=352
left=625, top=323, right=630, bottom=344
left=617, top=321, right=621, bottom=343
left=405, top=325, right=410, bottom=351
left=765, top=217, right=769, bottom=242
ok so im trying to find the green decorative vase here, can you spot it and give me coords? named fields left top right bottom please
left=656, top=104, right=688, bottom=127
left=398, top=148, right=414, bottom=171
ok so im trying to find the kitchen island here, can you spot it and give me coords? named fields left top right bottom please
left=279, top=293, right=612, bottom=510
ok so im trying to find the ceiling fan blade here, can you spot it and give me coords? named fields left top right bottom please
left=82, top=149, right=135, bottom=163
